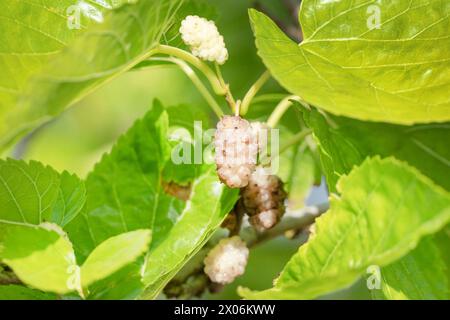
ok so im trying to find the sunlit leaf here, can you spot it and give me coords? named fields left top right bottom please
left=81, top=229, right=151, bottom=288
left=240, top=157, right=450, bottom=299
left=0, top=0, right=184, bottom=150
left=0, top=159, right=85, bottom=227
left=373, top=237, right=448, bottom=300
left=249, top=1, right=450, bottom=124
left=302, top=108, right=450, bottom=192
left=0, top=225, right=77, bottom=294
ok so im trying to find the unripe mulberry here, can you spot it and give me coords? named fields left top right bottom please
left=214, top=116, right=258, bottom=188
left=204, top=236, right=249, bottom=284
left=241, top=166, right=287, bottom=231
left=179, top=15, right=228, bottom=64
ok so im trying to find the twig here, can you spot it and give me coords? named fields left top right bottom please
left=242, top=203, right=329, bottom=247
left=0, top=267, right=22, bottom=285
left=163, top=203, right=329, bottom=298
left=240, top=71, right=271, bottom=116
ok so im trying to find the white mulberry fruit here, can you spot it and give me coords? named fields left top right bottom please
left=204, top=236, right=249, bottom=284
left=214, top=116, right=258, bottom=188
left=241, top=166, right=287, bottom=231
left=180, top=15, right=228, bottom=64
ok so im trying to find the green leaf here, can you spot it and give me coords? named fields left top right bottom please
left=0, top=159, right=85, bottom=227
left=274, top=105, right=450, bottom=300
left=302, top=108, right=450, bottom=192
left=435, top=226, right=450, bottom=295
left=85, top=261, right=145, bottom=300
left=435, top=226, right=450, bottom=270
left=0, top=160, right=59, bottom=225
left=142, top=167, right=238, bottom=298
left=65, top=101, right=173, bottom=261
left=165, top=103, right=211, bottom=137
left=0, top=0, right=184, bottom=150
left=0, top=224, right=151, bottom=297
left=80, top=229, right=151, bottom=288
left=0, top=225, right=77, bottom=295
left=373, top=237, right=448, bottom=300
left=377, top=226, right=449, bottom=300
left=0, top=0, right=132, bottom=147
left=249, top=2, right=450, bottom=124
left=239, top=157, right=450, bottom=299
left=65, top=102, right=239, bottom=299
left=0, top=285, right=57, bottom=300
left=50, top=171, right=87, bottom=227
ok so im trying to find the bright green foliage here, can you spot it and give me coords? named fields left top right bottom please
left=435, top=227, right=450, bottom=295
left=373, top=237, right=448, bottom=300
left=378, top=227, right=450, bottom=300
left=249, top=1, right=450, bottom=124
left=302, top=108, right=450, bottom=193
left=0, top=0, right=448, bottom=302
left=240, top=157, right=450, bottom=299
left=85, top=262, right=145, bottom=300
left=51, top=171, right=87, bottom=227
left=142, top=167, right=238, bottom=298
left=0, top=159, right=85, bottom=227
left=165, top=103, right=211, bottom=137
left=0, top=0, right=109, bottom=121
left=302, top=107, right=450, bottom=300
left=65, top=102, right=238, bottom=298
left=81, top=230, right=151, bottom=288
left=0, top=0, right=184, bottom=150
left=162, top=103, right=212, bottom=185
left=435, top=227, right=450, bottom=271
left=0, top=223, right=152, bottom=296
left=0, top=102, right=237, bottom=298
left=0, top=285, right=57, bottom=300
left=0, top=225, right=77, bottom=294
left=66, top=102, right=174, bottom=260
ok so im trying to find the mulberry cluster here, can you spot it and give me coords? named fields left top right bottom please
left=241, top=166, right=287, bottom=231
left=214, top=116, right=286, bottom=232
left=204, top=236, right=249, bottom=284
left=214, top=116, right=258, bottom=188
left=180, top=15, right=228, bottom=64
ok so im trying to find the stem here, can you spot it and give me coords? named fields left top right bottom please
left=240, top=71, right=271, bottom=116
left=149, top=57, right=224, bottom=118
left=215, top=63, right=236, bottom=113
left=242, top=203, right=329, bottom=247
left=214, top=63, right=226, bottom=88
left=279, top=129, right=312, bottom=154
left=266, top=95, right=302, bottom=128
left=234, top=100, right=240, bottom=116
left=153, top=45, right=226, bottom=96
left=252, top=93, right=288, bottom=104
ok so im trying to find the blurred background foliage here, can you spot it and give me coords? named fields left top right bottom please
left=3, top=0, right=370, bottom=299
